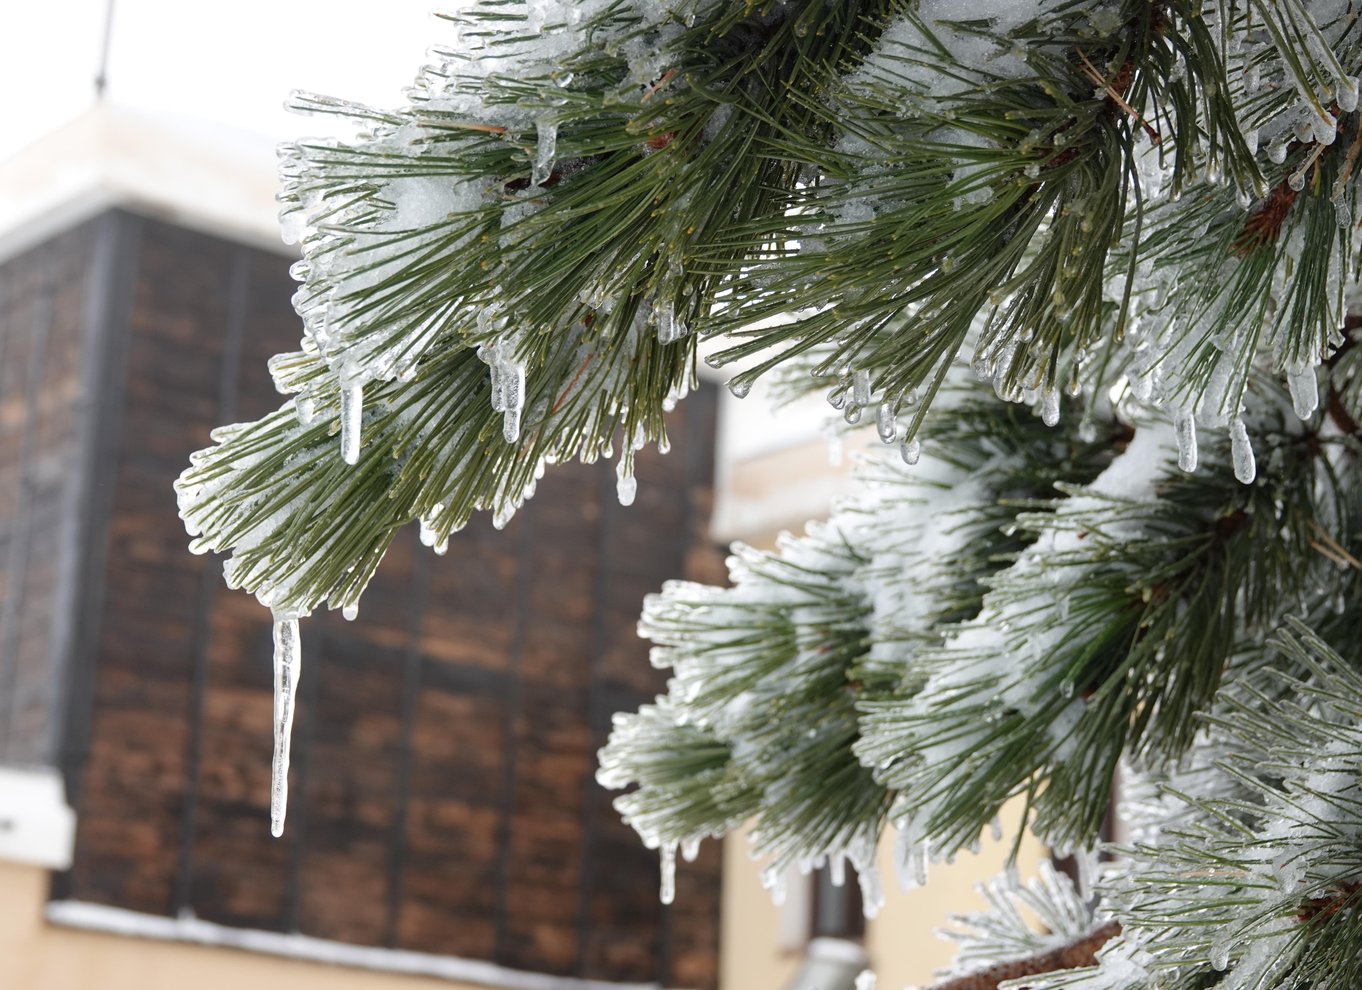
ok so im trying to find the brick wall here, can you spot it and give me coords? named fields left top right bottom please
left=11, top=210, right=723, bottom=988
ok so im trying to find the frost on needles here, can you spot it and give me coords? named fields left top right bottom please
left=175, top=1, right=1362, bottom=986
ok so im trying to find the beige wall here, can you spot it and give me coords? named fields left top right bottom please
left=720, top=798, right=1044, bottom=990
left=0, top=860, right=488, bottom=990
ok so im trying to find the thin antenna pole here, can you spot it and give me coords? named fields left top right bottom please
left=94, top=0, right=117, bottom=99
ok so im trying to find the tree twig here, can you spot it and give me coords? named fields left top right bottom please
left=928, top=921, right=1122, bottom=990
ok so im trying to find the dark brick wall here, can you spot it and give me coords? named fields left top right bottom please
left=0, top=221, right=100, bottom=767
left=44, top=211, right=723, bottom=987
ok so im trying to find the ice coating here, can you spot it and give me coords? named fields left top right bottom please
left=1175, top=413, right=1197, bottom=473
left=340, top=382, right=362, bottom=465
left=1229, top=417, right=1256, bottom=484
left=270, top=613, right=302, bottom=838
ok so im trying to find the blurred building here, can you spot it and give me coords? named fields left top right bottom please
left=0, top=107, right=723, bottom=990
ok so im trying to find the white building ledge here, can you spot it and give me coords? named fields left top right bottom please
left=45, top=900, right=660, bottom=990
left=0, top=766, right=75, bottom=869
left=0, top=103, right=289, bottom=266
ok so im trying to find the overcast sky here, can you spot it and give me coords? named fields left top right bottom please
left=3, top=1, right=441, bottom=161
left=2, top=1, right=838, bottom=466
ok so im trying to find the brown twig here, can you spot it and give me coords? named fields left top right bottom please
left=1077, top=49, right=1161, bottom=145
left=552, top=349, right=596, bottom=414
left=641, top=68, right=678, bottom=104
left=1233, top=180, right=1300, bottom=256
left=1297, top=880, right=1362, bottom=924
left=1309, top=521, right=1362, bottom=569
left=929, top=921, right=1122, bottom=990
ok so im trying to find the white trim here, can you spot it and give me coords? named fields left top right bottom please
left=0, top=104, right=294, bottom=266
left=0, top=766, right=75, bottom=869
left=47, top=901, right=660, bottom=990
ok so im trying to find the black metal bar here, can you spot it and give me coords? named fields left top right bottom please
left=172, top=246, right=250, bottom=914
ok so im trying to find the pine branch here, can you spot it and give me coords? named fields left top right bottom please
left=929, top=921, right=1122, bottom=990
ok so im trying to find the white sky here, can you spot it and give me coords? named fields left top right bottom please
left=1, top=0, right=441, bottom=162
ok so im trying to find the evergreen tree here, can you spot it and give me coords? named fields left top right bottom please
left=176, top=1, right=1362, bottom=985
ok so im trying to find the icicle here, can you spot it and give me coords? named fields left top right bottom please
left=654, top=298, right=688, bottom=344
left=533, top=116, right=558, bottom=186
left=1209, top=937, right=1231, bottom=971
left=904, top=840, right=929, bottom=888
left=1341, top=76, right=1361, bottom=113
left=852, top=369, right=872, bottom=406
left=875, top=401, right=898, bottom=444
left=659, top=842, right=677, bottom=905
left=502, top=360, right=524, bottom=415
left=843, top=403, right=862, bottom=425
left=827, top=384, right=847, bottom=410
left=1229, top=418, right=1256, bottom=484
left=854, top=971, right=877, bottom=990
left=1041, top=386, right=1060, bottom=427
left=1288, top=364, right=1319, bottom=419
left=503, top=407, right=522, bottom=443
left=616, top=454, right=637, bottom=506
left=270, top=612, right=302, bottom=838
left=761, top=864, right=787, bottom=904
left=681, top=837, right=701, bottom=863
left=829, top=856, right=846, bottom=888
left=899, top=438, right=921, bottom=465
left=727, top=377, right=752, bottom=399
left=858, top=863, right=883, bottom=919
left=1175, top=413, right=1198, bottom=472
left=340, top=381, right=363, bottom=465
left=342, top=603, right=358, bottom=621
left=1074, top=847, right=1097, bottom=900
left=488, top=355, right=506, bottom=412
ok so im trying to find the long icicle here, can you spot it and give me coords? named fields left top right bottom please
left=270, top=612, right=302, bottom=837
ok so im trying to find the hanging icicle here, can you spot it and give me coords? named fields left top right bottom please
left=270, top=612, right=302, bottom=838
left=1174, top=412, right=1198, bottom=472
left=340, top=381, right=363, bottom=465
left=1229, top=417, right=1256, bottom=484
left=659, top=841, right=677, bottom=905
left=533, top=115, right=558, bottom=187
